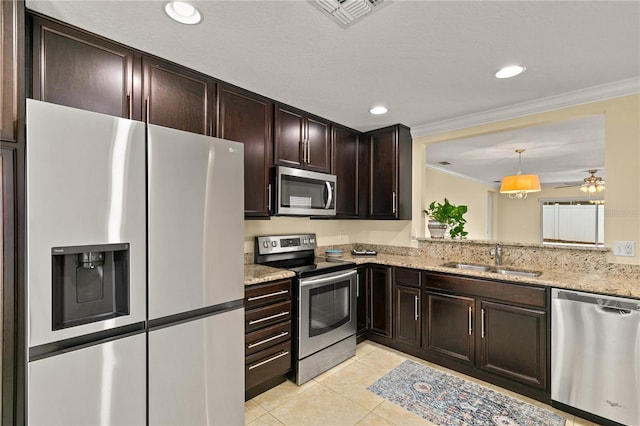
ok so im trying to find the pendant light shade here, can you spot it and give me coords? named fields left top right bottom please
left=500, top=174, right=541, bottom=193
left=500, top=149, right=541, bottom=199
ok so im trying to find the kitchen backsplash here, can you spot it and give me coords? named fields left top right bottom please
left=245, top=238, right=640, bottom=280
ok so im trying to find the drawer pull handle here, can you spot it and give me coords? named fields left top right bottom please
left=248, top=351, right=289, bottom=370
left=248, top=311, right=289, bottom=325
left=247, top=331, right=289, bottom=349
left=247, top=290, right=289, bottom=302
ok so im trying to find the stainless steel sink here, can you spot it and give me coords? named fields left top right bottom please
left=493, top=267, right=542, bottom=277
left=441, top=262, right=492, bottom=272
left=441, top=262, right=541, bottom=277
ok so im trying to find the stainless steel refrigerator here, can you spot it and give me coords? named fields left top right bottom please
left=26, top=99, right=245, bottom=425
left=146, top=124, right=244, bottom=425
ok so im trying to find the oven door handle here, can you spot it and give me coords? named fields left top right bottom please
left=300, top=269, right=356, bottom=288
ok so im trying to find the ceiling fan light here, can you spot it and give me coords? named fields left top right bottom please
left=596, top=184, right=605, bottom=191
left=580, top=185, right=589, bottom=192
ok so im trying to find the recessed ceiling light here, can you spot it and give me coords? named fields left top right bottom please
left=369, top=106, right=388, bottom=115
left=494, top=65, right=526, bottom=79
left=165, top=1, right=202, bottom=25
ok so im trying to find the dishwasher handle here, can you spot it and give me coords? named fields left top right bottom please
left=555, top=289, right=640, bottom=312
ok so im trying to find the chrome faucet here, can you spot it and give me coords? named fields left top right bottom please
left=489, top=243, right=503, bottom=266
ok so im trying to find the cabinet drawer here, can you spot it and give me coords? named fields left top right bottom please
left=424, top=273, right=546, bottom=308
left=394, top=267, right=421, bottom=288
left=245, top=279, right=291, bottom=310
left=245, top=341, right=291, bottom=390
left=245, top=321, right=291, bottom=356
left=245, top=300, right=291, bottom=333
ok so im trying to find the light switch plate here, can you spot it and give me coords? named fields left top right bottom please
left=613, top=241, right=636, bottom=257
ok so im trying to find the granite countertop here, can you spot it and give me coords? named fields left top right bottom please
left=244, top=253, right=640, bottom=299
left=343, top=253, right=640, bottom=299
left=244, top=264, right=296, bottom=286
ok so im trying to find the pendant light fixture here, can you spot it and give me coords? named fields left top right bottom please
left=499, top=149, right=541, bottom=199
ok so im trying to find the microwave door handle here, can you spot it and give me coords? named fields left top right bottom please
left=325, top=181, right=333, bottom=209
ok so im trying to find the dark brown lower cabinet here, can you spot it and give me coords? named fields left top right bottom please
left=368, top=265, right=392, bottom=337
left=421, top=272, right=549, bottom=402
left=244, top=279, right=292, bottom=400
left=426, top=292, right=474, bottom=364
left=479, top=300, right=547, bottom=389
left=356, top=266, right=368, bottom=338
left=394, top=285, right=421, bottom=348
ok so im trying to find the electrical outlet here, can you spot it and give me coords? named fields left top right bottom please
left=613, top=241, right=636, bottom=257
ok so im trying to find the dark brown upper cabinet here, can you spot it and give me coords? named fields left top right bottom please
left=364, top=124, right=412, bottom=219
left=30, top=15, right=139, bottom=120
left=331, top=124, right=361, bottom=218
left=2, top=0, right=21, bottom=143
left=142, top=56, right=214, bottom=135
left=217, top=84, right=273, bottom=218
left=274, top=104, right=330, bottom=173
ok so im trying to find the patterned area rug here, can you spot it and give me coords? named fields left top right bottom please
left=368, top=360, right=566, bottom=426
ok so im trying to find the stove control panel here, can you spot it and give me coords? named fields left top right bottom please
left=255, top=234, right=317, bottom=255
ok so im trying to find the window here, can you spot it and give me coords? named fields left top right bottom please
left=541, top=199, right=604, bottom=247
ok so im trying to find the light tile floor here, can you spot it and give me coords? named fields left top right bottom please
left=246, top=341, right=599, bottom=426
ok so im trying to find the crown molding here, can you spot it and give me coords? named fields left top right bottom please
left=411, top=77, right=640, bottom=138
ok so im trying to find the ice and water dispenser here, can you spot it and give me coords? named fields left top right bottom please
left=51, top=243, right=130, bottom=330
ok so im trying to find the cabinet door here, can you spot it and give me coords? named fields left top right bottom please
left=478, top=301, right=547, bottom=389
left=356, top=267, right=368, bottom=336
left=368, top=128, right=397, bottom=218
left=426, top=292, right=474, bottom=365
left=31, top=16, right=137, bottom=119
left=369, top=265, right=392, bottom=337
left=394, top=285, right=421, bottom=348
left=332, top=125, right=360, bottom=217
left=305, top=116, right=330, bottom=173
left=143, top=56, right=213, bottom=135
left=218, top=85, right=272, bottom=217
left=2, top=0, right=20, bottom=142
left=274, top=105, right=304, bottom=168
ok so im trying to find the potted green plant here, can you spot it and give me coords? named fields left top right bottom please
left=424, top=198, right=468, bottom=239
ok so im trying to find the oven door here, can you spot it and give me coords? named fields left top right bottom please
left=298, top=269, right=357, bottom=359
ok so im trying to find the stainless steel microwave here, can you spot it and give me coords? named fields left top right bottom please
left=274, top=166, right=336, bottom=216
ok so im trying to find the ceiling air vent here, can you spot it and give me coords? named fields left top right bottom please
left=313, top=0, right=386, bottom=28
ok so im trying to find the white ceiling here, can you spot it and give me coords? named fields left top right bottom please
left=26, top=0, right=640, bottom=183
left=426, top=115, right=605, bottom=188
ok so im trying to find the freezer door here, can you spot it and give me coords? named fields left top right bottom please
left=28, top=333, right=146, bottom=425
left=26, top=100, right=146, bottom=347
left=149, top=308, right=245, bottom=425
left=147, top=124, right=244, bottom=319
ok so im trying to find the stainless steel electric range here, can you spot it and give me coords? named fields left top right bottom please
left=255, top=234, right=357, bottom=385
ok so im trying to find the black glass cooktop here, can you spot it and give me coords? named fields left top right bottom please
left=287, top=257, right=355, bottom=276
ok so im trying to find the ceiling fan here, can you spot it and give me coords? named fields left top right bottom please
left=555, top=169, right=605, bottom=192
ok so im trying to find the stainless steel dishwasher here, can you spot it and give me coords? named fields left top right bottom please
left=551, top=288, right=640, bottom=425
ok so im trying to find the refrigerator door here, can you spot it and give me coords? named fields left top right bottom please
left=147, top=125, right=244, bottom=319
left=28, top=333, right=146, bottom=425
left=26, top=100, right=146, bottom=347
left=148, top=308, right=245, bottom=425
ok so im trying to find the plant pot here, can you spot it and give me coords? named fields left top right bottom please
left=428, top=220, right=448, bottom=238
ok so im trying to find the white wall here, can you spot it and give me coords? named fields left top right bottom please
left=423, top=167, right=496, bottom=240
left=244, top=218, right=412, bottom=253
